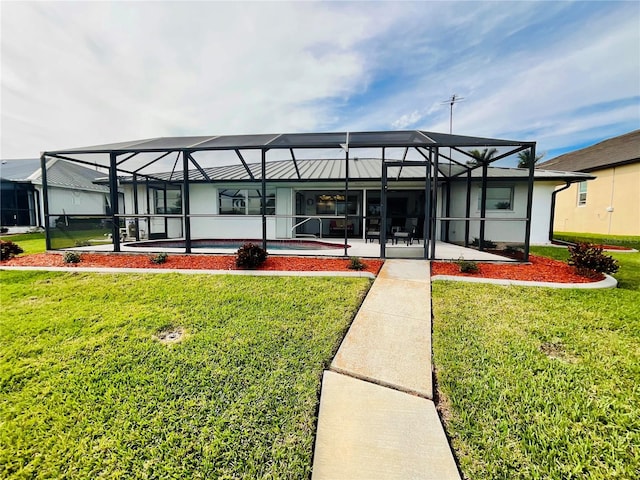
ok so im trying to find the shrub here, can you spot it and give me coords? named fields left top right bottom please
left=347, top=256, right=365, bottom=270
left=62, top=252, right=82, bottom=264
left=568, top=242, right=619, bottom=278
left=0, top=240, right=24, bottom=260
left=471, top=237, right=497, bottom=249
left=456, top=257, right=479, bottom=274
left=235, top=243, right=267, bottom=269
left=0, top=227, right=8, bottom=233
left=150, top=252, right=168, bottom=264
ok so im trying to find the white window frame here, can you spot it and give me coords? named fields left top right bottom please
left=577, top=181, right=587, bottom=206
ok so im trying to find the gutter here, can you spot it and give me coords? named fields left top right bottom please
left=549, top=181, right=572, bottom=242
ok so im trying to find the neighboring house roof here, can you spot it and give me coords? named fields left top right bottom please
left=0, top=158, right=41, bottom=182
left=0, top=159, right=108, bottom=193
left=538, top=129, right=640, bottom=172
left=112, top=158, right=593, bottom=184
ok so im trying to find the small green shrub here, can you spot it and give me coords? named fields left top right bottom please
left=567, top=242, right=619, bottom=278
left=150, top=252, right=168, bottom=264
left=235, top=243, right=267, bottom=269
left=456, top=257, right=479, bottom=274
left=0, top=227, right=8, bottom=234
left=0, top=240, right=24, bottom=260
left=471, top=237, right=497, bottom=249
left=347, top=256, right=365, bottom=270
left=62, top=252, right=82, bottom=264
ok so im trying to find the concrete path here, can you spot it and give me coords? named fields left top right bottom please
left=312, top=260, right=461, bottom=480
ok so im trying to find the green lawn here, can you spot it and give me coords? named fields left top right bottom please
left=0, top=232, right=46, bottom=255
left=0, top=271, right=370, bottom=479
left=553, top=231, right=640, bottom=250
left=432, top=251, right=640, bottom=479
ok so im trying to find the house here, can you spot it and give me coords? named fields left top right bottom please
left=40, top=130, right=592, bottom=259
left=538, top=130, right=640, bottom=236
left=0, top=158, right=109, bottom=232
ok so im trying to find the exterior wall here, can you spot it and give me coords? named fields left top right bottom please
left=40, top=186, right=106, bottom=227
left=117, top=178, right=558, bottom=245
left=553, top=162, right=640, bottom=235
left=446, top=181, right=554, bottom=245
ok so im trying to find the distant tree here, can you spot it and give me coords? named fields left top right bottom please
left=466, top=148, right=498, bottom=167
left=517, top=150, right=545, bottom=168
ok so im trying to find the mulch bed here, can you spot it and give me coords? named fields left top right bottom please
left=1, top=253, right=384, bottom=275
left=431, top=254, right=603, bottom=283
left=3, top=253, right=604, bottom=283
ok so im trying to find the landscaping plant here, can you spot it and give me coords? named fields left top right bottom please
left=347, top=256, right=365, bottom=270
left=0, top=240, right=23, bottom=260
left=567, top=242, right=619, bottom=278
left=470, top=237, right=497, bottom=249
left=62, top=252, right=82, bottom=264
left=149, top=252, right=168, bottom=264
left=235, top=243, right=267, bottom=269
left=455, top=257, right=479, bottom=274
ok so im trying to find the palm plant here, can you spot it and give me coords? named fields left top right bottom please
left=466, top=148, right=498, bottom=167
left=517, top=150, right=544, bottom=168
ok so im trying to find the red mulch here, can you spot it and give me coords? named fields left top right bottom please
left=1, top=253, right=384, bottom=275
left=431, top=254, right=603, bottom=283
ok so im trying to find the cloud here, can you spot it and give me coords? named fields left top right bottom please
left=1, top=1, right=638, bottom=160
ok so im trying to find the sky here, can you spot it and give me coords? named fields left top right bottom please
left=1, top=1, right=639, bottom=164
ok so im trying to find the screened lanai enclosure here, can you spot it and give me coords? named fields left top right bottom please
left=40, top=130, right=538, bottom=260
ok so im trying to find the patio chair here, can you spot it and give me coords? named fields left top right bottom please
left=366, top=218, right=380, bottom=243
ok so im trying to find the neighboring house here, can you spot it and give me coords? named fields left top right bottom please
left=0, top=158, right=109, bottom=232
left=538, top=130, right=640, bottom=236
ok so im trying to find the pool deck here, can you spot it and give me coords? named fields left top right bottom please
left=72, top=239, right=513, bottom=262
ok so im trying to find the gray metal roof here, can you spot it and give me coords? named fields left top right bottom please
left=1, top=158, right=108, bottom=192
left=0, top=158, right=41, bottom=181
left=47, top=130, right=534, bottom=155
left=538, top=129, right=640, bottom=172
left=114, top=158, right=592, bottom=183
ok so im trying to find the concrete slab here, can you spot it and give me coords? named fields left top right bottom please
left=312, top=371, right=461, bottom=480
left=331, top=260, right=432, bottom=398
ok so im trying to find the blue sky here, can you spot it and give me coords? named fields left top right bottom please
left=1, top=1, right=638, bottom=163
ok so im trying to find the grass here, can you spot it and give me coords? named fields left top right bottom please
left=553, top=231, right=640, bottom=250
left=0, top=232, right=46, bottom=255
left=0, top=271, right=370, bottom=479
left=432, top=250, right=640, bottom=479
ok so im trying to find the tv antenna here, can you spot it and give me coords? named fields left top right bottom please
left=441, top=94, right=465, bottom=134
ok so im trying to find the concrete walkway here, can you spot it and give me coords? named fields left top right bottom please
left=312, top=260, right=460, bottom=480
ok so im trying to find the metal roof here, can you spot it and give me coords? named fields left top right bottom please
left=113, top=158, right=591, bottom=183
left=1, top=158, right=108, bottom=192
left=47, top=130, right=534, bottom=155
left=538, top=129, right=640, bottom=172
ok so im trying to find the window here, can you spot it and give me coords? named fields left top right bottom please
left=315, top=193, right=358, bottom=215
left=577, top=181, right=587, bottom=206
left=478, top=186, right=513, bottom=210
left=218, top=189, right=275, bottom=215
left=154, top=188, right=182, bottom=214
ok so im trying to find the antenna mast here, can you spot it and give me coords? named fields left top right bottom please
left=442, top=94, right=465, bottom=134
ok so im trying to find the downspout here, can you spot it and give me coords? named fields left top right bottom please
left=549, top=181, right=572, bottom=242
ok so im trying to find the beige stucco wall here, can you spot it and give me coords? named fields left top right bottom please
left=553, top=162, right=640, bottom=235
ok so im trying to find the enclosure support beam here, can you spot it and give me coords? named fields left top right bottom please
left=344, top=149, right=349, bottom=257
left=380, top=147, right=387, bottom=259
left=261, top=149, right=267, bottom=251
left=132, top=174, right=140, bottom=241
left=40, top=154, right=52, bottom=251
left=424, top=150, right=431, bottom=259
left=464, top=169, right=472, bottom=247
left=109, top=153, right=120, bottom=252
left=182, top=151, right=192, bottom=253
left=523, top=144, right=537, bottom=262
left=430, top=148, right=439, bottom=260
left=479, top=161, right=488, bottom=251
